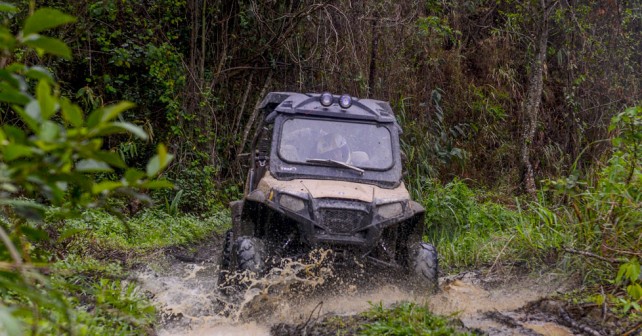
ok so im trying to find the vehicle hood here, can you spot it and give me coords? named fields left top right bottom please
left=256, top=173, right=410, bottom=204
left=299, top=180, right=374, bottom=202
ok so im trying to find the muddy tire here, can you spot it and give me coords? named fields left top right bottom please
left=220, top=230, right=233, bottom=269
left=217, top=230, right=234, bottom=286
left=410, top=242, right=439, bottom=292
left=234, top=236, right=266, bottom=273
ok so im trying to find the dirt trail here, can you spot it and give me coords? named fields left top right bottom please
left=134, top=239, right=582, bottom=336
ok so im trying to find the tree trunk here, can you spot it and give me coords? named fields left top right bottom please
left=520, top=0, right=550, bottom=199
left=367, top=18, right=378, bottom=98
left=236, top=72, right=273, bottom=161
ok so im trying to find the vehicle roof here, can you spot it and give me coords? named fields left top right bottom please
left=259, top=92, right=398, bottom=123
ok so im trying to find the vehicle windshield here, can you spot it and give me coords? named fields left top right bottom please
left=278, top=118, right=393, bottom=170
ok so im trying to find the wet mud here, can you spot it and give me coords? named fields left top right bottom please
left=134, top=235, right=620, bottom=335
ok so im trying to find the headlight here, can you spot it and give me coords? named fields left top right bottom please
left=279, top=194, right=306, bottom=212
left=377, top=202, right=403, bottom=219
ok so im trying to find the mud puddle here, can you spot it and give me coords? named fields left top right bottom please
left=135, top=240, right=586, bottom=336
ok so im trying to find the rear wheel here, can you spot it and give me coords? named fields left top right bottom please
left=410, top=242, right=439, bottom=292
left=218, top=230, right=234, bottom=285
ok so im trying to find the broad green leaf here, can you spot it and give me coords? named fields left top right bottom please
left=158, top=143, right=168, bottom=163
left=617, top=259, right=640, bottom=283
left=146, top=144, right=173, bottom=177
left=14, top=104, right=40, bottom=133
left=101, top=101, right=135, bottom=123
left=24, top=99, right=41, bottom=121
left=60, top=98, right=83, bottom=127
left=0, top=199, right=47, bottom=215
left=110, top=122, right=148, bottom=140
left=92, top=150, right=126, bottom=168
left=627, top=283, right=642, bottom=301
left=93, top=123, right=147, bottom=140
left=3, top=125, right=26, bottom=142
left=36, top=80, right=56, bottom=120
left=23, top=35, right=72, bottom=59
left=86, top=107, right=103, bottom=128
left=38, top=121, right=59, bottom=142
left=0, top=305, right=22, bottom=336
left=0, top=27, right=16, bottom=51
left=630, top=260, right=641, bottom=282
left=0, top=89, right=30, bottom=105
left=0, top=2, right=18, bottom=13
left=0, top=69, right=20, bottom=88
left=25, top=66, right=54, bottom=83
left=20, top=226, right=48, bottom=241
left=0, top=182, right=17, bottom=193
left=146, top=155, right=161, bottom=177
left=3, top=143, right=33, bottom=161
left=123, top=168, right=146, bottom=183
left=23, top=8, right=76, bottom=35
left=87, top=102, right=135, bottom=129
left=58, top=172, right=93, bottom=191
left=76, top=159, right=112, bottom=172
left=92, top=181, right=123, bottom=194
left=0, top=83, right=31, bottom=105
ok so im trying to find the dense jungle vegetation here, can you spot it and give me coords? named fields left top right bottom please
left=0, top=0, right=640, bottom=334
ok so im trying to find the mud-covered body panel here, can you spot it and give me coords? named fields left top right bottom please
left=256, top=172, right=411, bottom=203
left=247, top=172, right=423, bottom=249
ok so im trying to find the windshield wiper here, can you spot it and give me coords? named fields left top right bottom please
left=306, top=158, right=364, bottom=175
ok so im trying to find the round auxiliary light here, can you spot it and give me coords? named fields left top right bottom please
left=339, top=94, right=352, bottom=108
left=320, top=92, right=333, bottom=107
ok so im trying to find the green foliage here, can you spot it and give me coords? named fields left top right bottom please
left=154, top=164, right=221, bottom=213
left=397, top=97, right=437, bottom=180
left=417, top=16, right=461, bottom=42
left=41, top=273, right=155, bottom=336
left=398, top=91, right=468, bottom=186
left=546, top=105, right=641, bottom=251
left=63, top=207, right=229, bottom=251
left=592, top=258, right=642, bottom=316
left=419, top=179, right=519, bottom=269
left=0, top=5, right=173, bottom=334
left=360, top=302, right=471, bottom=336
left=166, top=189, right=183, bottom=216
left=616, top=258, right=642, bottom=314
left=430, top=89, right=468, bottom=166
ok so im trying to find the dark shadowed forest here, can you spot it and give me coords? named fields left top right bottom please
left=0, top=1, right=640, bottom=334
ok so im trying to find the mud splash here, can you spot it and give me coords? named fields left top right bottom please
left=135, top=245, right=577, bottom=336
left=137, top=248, right=343, bottom=335
left=429, top=271, right=576, bottom=335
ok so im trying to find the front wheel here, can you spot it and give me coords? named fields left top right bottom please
left=234, top=236, right=266, bottom=274
left=410, top=242, right=439, bottom=292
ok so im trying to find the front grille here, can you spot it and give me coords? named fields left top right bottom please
left=319, top=208, right=367, bottom=234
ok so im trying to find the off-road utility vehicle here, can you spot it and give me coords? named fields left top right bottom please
left=219, top=92, right=438, bottom=289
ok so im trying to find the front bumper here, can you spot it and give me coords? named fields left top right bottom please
left=266, top=196, right=418, bottom=248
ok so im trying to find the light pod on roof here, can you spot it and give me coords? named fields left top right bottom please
left=320, top=92, right=333, bottom=107
left=339, top=94, right=352, bottom=109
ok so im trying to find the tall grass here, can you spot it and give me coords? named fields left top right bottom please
left=62, top=207, right=230, bottom=252
left=413, top=179, right=570, bottom=271
left=410, top=106, right=641, bottom=317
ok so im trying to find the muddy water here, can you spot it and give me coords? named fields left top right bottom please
left=135, top=248, right=576, bottom=336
